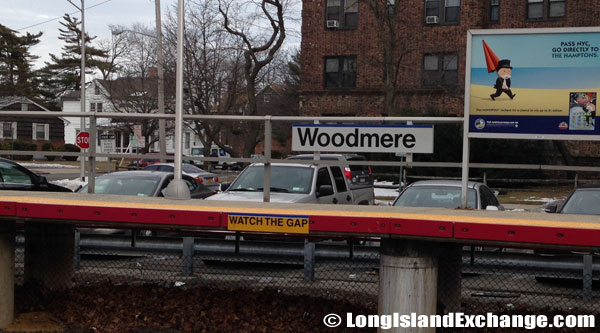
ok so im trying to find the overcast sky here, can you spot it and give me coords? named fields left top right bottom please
left=2, top=0, right=301, bottom=69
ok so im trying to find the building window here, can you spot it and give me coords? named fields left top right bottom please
left=184, top=132, right=190, bottom=150
left=94, top=85, right=101, bottom=95
left=444, top=0, right=460, bottom=23
left=548, top=0, right=565, bottom=18
left=32, top=123, right=49, bottom=140
left=490, top=0, right=499, bottom=22
left=425, top=0, right=460, bottom=24
left=422, top=53, right=458, bottom=87
left=263, top=94, right=271, bottom=104
left=0, top=122, right=16, bottom=139
left=527, top=0, right=564, bottom=19
left=90, top=102, right=103, bottom=112
left=326, top=0, right=358, bottom=29
left=324, top=56, right=357, bottom=89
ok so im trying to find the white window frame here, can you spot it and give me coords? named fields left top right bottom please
left=32, top=123, right=49, bottom=141
left=0, top=122, right=17, bottom=139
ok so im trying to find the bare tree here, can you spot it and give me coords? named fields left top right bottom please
left=102, top=25, right=175, bottom=153
left=364, top=0, right=411, bottom=116
left=174, top=0, right=246, bottom=159
left=218, top=0, right=287, bottom=157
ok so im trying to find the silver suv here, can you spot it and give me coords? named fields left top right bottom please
left=286, top=154, right=374, bottom=205
left=206, top=162, right=362, bottom=205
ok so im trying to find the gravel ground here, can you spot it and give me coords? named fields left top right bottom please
left=10, top=283, right=375, bottom=332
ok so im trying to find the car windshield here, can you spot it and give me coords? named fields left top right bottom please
left=229, top=165, right=313, bottom=194
left=81, top=176, right=161, bottom=197
left=560, top=189, right=600, bottom=215
left=182, top=164, right=205, bottom=173
left=394, top=186, right=477, bottom=209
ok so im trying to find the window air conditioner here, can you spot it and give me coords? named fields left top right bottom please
left=326, top=20, right=340, bottom=28
left=425, top=16, right=439, bottom=24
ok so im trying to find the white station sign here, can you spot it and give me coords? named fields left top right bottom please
left=292, top=124, right=434, bottom=153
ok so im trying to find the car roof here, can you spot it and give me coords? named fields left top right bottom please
left=98, top=170, right=170, bottom=179
left=406, top=180, right=480, bottom=189
left=287, top=154, right=365, bottom=161
left=249, top=162, right=314, bottom=169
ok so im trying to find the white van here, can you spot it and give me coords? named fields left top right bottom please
left=190, top=145, right=239, bottom=170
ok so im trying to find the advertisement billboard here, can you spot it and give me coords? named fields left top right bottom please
left=466, top=28, right=600, bottom=140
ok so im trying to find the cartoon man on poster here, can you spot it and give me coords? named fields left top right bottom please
left=483, top=40, right=516, bottom=101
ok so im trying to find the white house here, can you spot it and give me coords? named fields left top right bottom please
left=62, top=79, right=199, bottom=156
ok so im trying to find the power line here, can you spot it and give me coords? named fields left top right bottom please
left=17, top=0, right=114, bottom=31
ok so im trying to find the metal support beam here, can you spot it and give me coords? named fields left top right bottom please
left=583, top=253, right=593, bottom=300
left=182, top=237, right=194, bottom=276
left=304, top=239, right=315, bottom=282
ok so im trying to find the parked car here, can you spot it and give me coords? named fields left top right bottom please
left=143, top=163, right=220, bottom=192
left=393, top=180, right=504, bottom=210
left=286, top=154, right=374, bottom=205
left=206, top=162, right=363, bottom=204
left=126, top=153, right=175, bottom=170
left=79, top=170, right=215, bottom=199
left=535, top=185, right=600, bottom=282
left=544, top=184, right=600, bottom=215
left=0, top=157, right=72, bottom=192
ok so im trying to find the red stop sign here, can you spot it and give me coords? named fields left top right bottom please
left=76, top=131, right=90, bottom=149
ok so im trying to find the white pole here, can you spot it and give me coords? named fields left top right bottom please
left=155, top=0, right=167, bottom=161
left=163, top=0, right=190, bottom=199
left=461, top=31, right=473, bottom=208
left=75, top=0, right=86, bottom=181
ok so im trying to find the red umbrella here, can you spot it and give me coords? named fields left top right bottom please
left=482, top=40, right=500, bottom=73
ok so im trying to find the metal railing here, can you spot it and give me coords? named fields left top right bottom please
left=3, top=111, right=600, bottom=196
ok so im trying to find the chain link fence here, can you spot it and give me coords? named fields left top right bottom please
left=12, top=227, right=600, bottom=330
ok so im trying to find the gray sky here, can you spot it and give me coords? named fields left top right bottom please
left=2, top=0, right=300, bottom=69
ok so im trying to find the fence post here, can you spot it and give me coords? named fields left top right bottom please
left=304, top=239, right=315, bottom=282
left=0, top=222, right=15, bottom=328
left=88, top=113, right=96, bottom=193
left=263, top=116, right=272, bottom=203
left=583, top=253, right=593, bottom=300
left=182, top=237, right=194, bottom=276
left=75, top=229, right=81, bottom=269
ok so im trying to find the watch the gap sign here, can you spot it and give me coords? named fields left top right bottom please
left=292, top=124, right=434, bottom=153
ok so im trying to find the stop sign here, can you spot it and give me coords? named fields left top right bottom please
left=76, top=131, right=90, bottom=149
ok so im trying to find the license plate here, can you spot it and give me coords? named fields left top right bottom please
left=206, top=178, right=213, bottom=183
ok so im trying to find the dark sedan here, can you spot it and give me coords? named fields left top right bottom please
left=0, top=157, right=71, bottom=192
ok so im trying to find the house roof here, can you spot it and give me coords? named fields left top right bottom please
left=0, top=96, right=69, bottom=124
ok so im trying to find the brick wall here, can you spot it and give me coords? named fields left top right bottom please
left=300, top=0, right=600, bottom=117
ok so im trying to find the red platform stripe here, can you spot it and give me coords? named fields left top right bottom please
left=0, top=201, right=16, bottom=216
left=455, top=222, right=600, bottom=247
left=309, top=215, right=390, bottom=234
left=389, top=218, right=454, bottom=238
left=16, top=203, right=220, bottom=227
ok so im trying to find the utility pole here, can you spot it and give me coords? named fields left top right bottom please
left=68, top=0, right=87, bottom=182
left=155, top=0, right=167, bottom=161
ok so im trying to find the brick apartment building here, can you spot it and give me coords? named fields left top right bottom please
left=300, top=0, right=600, bottom=117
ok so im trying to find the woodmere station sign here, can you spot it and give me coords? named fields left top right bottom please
left=292, top=124, right=434, bottom=153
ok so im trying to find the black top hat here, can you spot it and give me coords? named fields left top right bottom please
left=496, top=59, right=512, bottom=71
